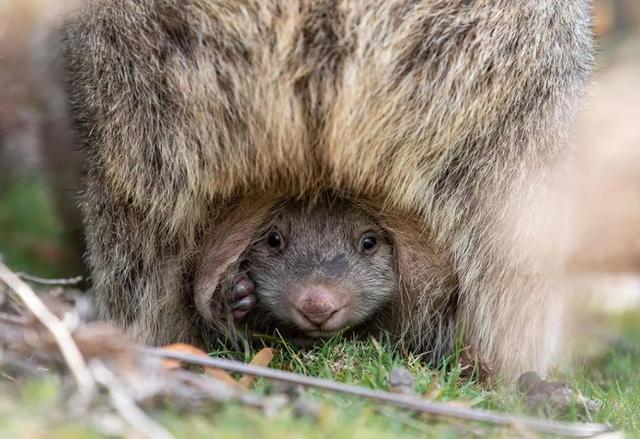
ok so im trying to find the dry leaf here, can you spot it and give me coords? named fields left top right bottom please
left=159, top=343, right=240, bottom=387
left=238, top=348, right=274, bottom=389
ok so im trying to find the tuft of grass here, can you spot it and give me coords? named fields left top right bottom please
left=198, top=324, right=640, bottom=436
left=3, top=323, right=640, bottom=438
left=570, top=312, right=640, bottom=431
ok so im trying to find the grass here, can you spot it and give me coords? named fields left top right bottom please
left=1, top=329, right=639, bottom=438
left=570, top=313, right=640, bottom=432
left=1, top=176, right=639, bottom=438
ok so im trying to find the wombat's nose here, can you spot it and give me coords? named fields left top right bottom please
left=296, top=288, right=338, bottom=325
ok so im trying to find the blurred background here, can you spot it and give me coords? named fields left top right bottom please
left=0, top=0, right=639, bottom=310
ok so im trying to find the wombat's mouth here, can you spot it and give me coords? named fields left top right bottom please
left=289, top=305, right=349, bottom=335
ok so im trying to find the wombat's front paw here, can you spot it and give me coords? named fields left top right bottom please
left=231, top=275, right=257, bottom=320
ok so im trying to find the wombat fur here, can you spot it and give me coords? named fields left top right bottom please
left=60, top=0, right=593, bottom=379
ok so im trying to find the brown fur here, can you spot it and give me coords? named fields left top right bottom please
left=60, top=0, right=593, bottom=379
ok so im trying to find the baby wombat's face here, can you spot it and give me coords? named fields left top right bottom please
left=244, top=198, right=396, bottom=338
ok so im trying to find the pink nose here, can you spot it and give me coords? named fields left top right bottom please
left=296, top=287, right=338, bottom=325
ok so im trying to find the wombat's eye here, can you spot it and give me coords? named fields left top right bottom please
left=358, top=231, right=379, bottom=254
left=266, top=229, right=284, bottom=249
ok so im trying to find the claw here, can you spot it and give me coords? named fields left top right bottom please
left=233, top=294, right=257, bottom=311
left=230, top=275, right=257, bottom=320
left=234, top=276, right=255, bottom=298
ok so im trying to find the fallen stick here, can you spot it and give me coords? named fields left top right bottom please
left=0, top=262, right=96, bottom=399
left=91, top=360, right=174, bottom=439
left=142, top=347, right=613, bottom=438
left=16, top=272, right=84, bottom=286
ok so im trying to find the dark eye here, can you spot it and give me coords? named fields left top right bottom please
left=266, top=229, right=283, bottom=249
left=358, top=231, right=379, bottom=254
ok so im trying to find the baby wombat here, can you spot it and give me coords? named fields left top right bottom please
left=223, top=196, right=397, bottom=339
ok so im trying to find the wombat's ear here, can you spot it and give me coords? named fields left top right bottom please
left=194, top=199, right=274, bottom=323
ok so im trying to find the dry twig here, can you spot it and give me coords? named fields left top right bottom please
left=0, top=262, right=96, bottom=399
left=16, top=272, right=84, bottom=286
left=91, top=360, right=174, bottom=439
left=143, top=347, right=613, bottom=438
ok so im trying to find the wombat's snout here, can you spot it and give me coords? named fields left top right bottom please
left=290, top=286, right=348, bottom=334
left=296, top=287, right=338, bottom=325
